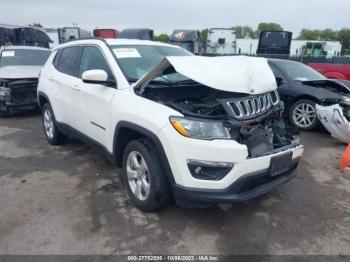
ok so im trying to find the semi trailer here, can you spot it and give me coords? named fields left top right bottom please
left=169, top=30, right=200, bottom=54
left=58, top=27, right=91, bottom=43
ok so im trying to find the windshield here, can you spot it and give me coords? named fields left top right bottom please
left=110, top=44, right=193, bottom=82
left=277, top=61, right=326, bottom=81
left=0, top=49, right=51, bottom=67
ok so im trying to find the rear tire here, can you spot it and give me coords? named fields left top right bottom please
left=41, top=103, right=67, bottom=145
left=289, top=99, right=319, bottom=131
left=122, top=139, right=171, bottom=212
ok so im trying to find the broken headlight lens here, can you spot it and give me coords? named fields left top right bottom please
left=170, top=116, right=231, bottom=140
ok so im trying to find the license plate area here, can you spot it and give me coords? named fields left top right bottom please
left=269, top=152, right=293, bottom=177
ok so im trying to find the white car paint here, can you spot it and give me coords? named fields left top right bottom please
left=0, top=65, right=42, bottom=79
left=134, top=55, right=277, bottom=95
left=0, top=46, right=51, bottom=79
left=317, top=104, right=350, bottom=143
left=82, top=69, right=108, bottom=82
left=38, top=38, right=303, bottom=193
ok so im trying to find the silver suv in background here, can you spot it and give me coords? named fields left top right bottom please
left=0, top=46, right=50, bottom=117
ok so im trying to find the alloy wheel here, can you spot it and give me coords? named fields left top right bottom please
left=43, top=109, right=54, bottom=139
left=292, top=102, right=316, bottom=129
left=126, top=151, right=151, bottom=201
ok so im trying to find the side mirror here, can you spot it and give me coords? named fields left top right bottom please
left=82, top=70, right=114, bottom=86
left=276, top=77, right=286, bottom=86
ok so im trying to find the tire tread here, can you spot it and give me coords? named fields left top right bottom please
left=122, top=138, right=171, bottom=212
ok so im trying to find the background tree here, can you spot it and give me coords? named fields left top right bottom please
left=337, top=28, right=350, bottom=54
left=320, top=28, right=337, bottom=41
left=235, top=26, right=243, bottom=38
left=154, top=33, right=169, bottom=43
left=235, top=26, right=255, bottom=38
left=29, top=23, right=43, bottom=28
left=298, top=29, right=321, bottom=40
left=200, top=29, right=208, bottom=46
left=244, top=26, right=255, bottom=38
left=256, top=22, right=283, bottom=36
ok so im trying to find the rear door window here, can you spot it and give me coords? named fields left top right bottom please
left=57, top=46, right=82, bottom=77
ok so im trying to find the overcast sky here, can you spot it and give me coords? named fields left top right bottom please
left=1, top=0, right=349, bottom=35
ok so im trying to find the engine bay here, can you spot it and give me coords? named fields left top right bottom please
left=137, top=83, right=300, bottom=157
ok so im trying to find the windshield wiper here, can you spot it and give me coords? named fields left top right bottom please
left=149, top=79, right=173, bottom=86
left=127, top=78, right=139, bottom=83
left=172, top=79, right=197, bottom=85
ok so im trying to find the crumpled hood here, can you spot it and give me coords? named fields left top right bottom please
left=0, top=66, right=42, bottom=79
left=300, top=79, right=350, bottom=94
left=134, top=56, right=277, bottom=95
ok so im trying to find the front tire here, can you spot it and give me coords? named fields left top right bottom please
left=289, top=99, right=319, bottom=131
left=41, top=103, right=67, bottom=145
left=122, top=139, right=171, bottom=212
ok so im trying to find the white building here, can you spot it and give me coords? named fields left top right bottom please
left=206, top=28, right=237, bottom=55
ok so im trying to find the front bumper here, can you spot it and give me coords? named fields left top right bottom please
left=173, top=163, right=298, bottom=206
left=316, top=104, right=350, bottom=143
left=159, top=123, right=304, bottom=190
left=0, top=78, right=38, bottom=113
left=0, top=99, right=38, bottom=112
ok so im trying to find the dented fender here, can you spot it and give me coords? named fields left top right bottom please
left=316, top=104, right=350, bottom=143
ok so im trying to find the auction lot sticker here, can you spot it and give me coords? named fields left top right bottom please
left=113, top=48, right=141, bottom=58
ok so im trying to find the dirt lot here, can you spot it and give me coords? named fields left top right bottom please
left=1, top=112, right=350, bottom=256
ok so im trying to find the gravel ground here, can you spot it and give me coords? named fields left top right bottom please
left=0, top=112, right=350, bottom=256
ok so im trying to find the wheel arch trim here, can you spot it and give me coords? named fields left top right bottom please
left=37, top=91, right=51, bottom=109
left=113, top=121, right=176, bottom=185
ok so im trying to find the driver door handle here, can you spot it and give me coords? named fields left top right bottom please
left=72, top=85, right=80, bottom=92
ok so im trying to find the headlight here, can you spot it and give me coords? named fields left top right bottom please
left=170, top=116, right=231, bottom=140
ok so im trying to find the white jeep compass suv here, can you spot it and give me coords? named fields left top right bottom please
left=37, top=38, right=304, bottom=211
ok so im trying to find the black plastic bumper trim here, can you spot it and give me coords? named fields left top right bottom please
left=172, top=164, right=298, bottom=205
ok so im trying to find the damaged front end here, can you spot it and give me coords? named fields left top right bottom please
left=317, top=101, right=350, bottom=143
left=134, top=56, right=301, bottom=157
left=220, top=90, right=300, bottom=157
left=139, top=82, right=300, bottom=158
left=311, top=79, right=350, bottom=143
left=0, top=78, right=38, bottom=112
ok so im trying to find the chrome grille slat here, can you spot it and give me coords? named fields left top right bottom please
left=254, top=98, right=260, bottom=114
left=248, top=99, right=255, bottom=116
left=234, top=102, right=244, bottom=118
left=228, top=91, right=280, bottom=120
left=244, top=100, right=251, bottom=115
